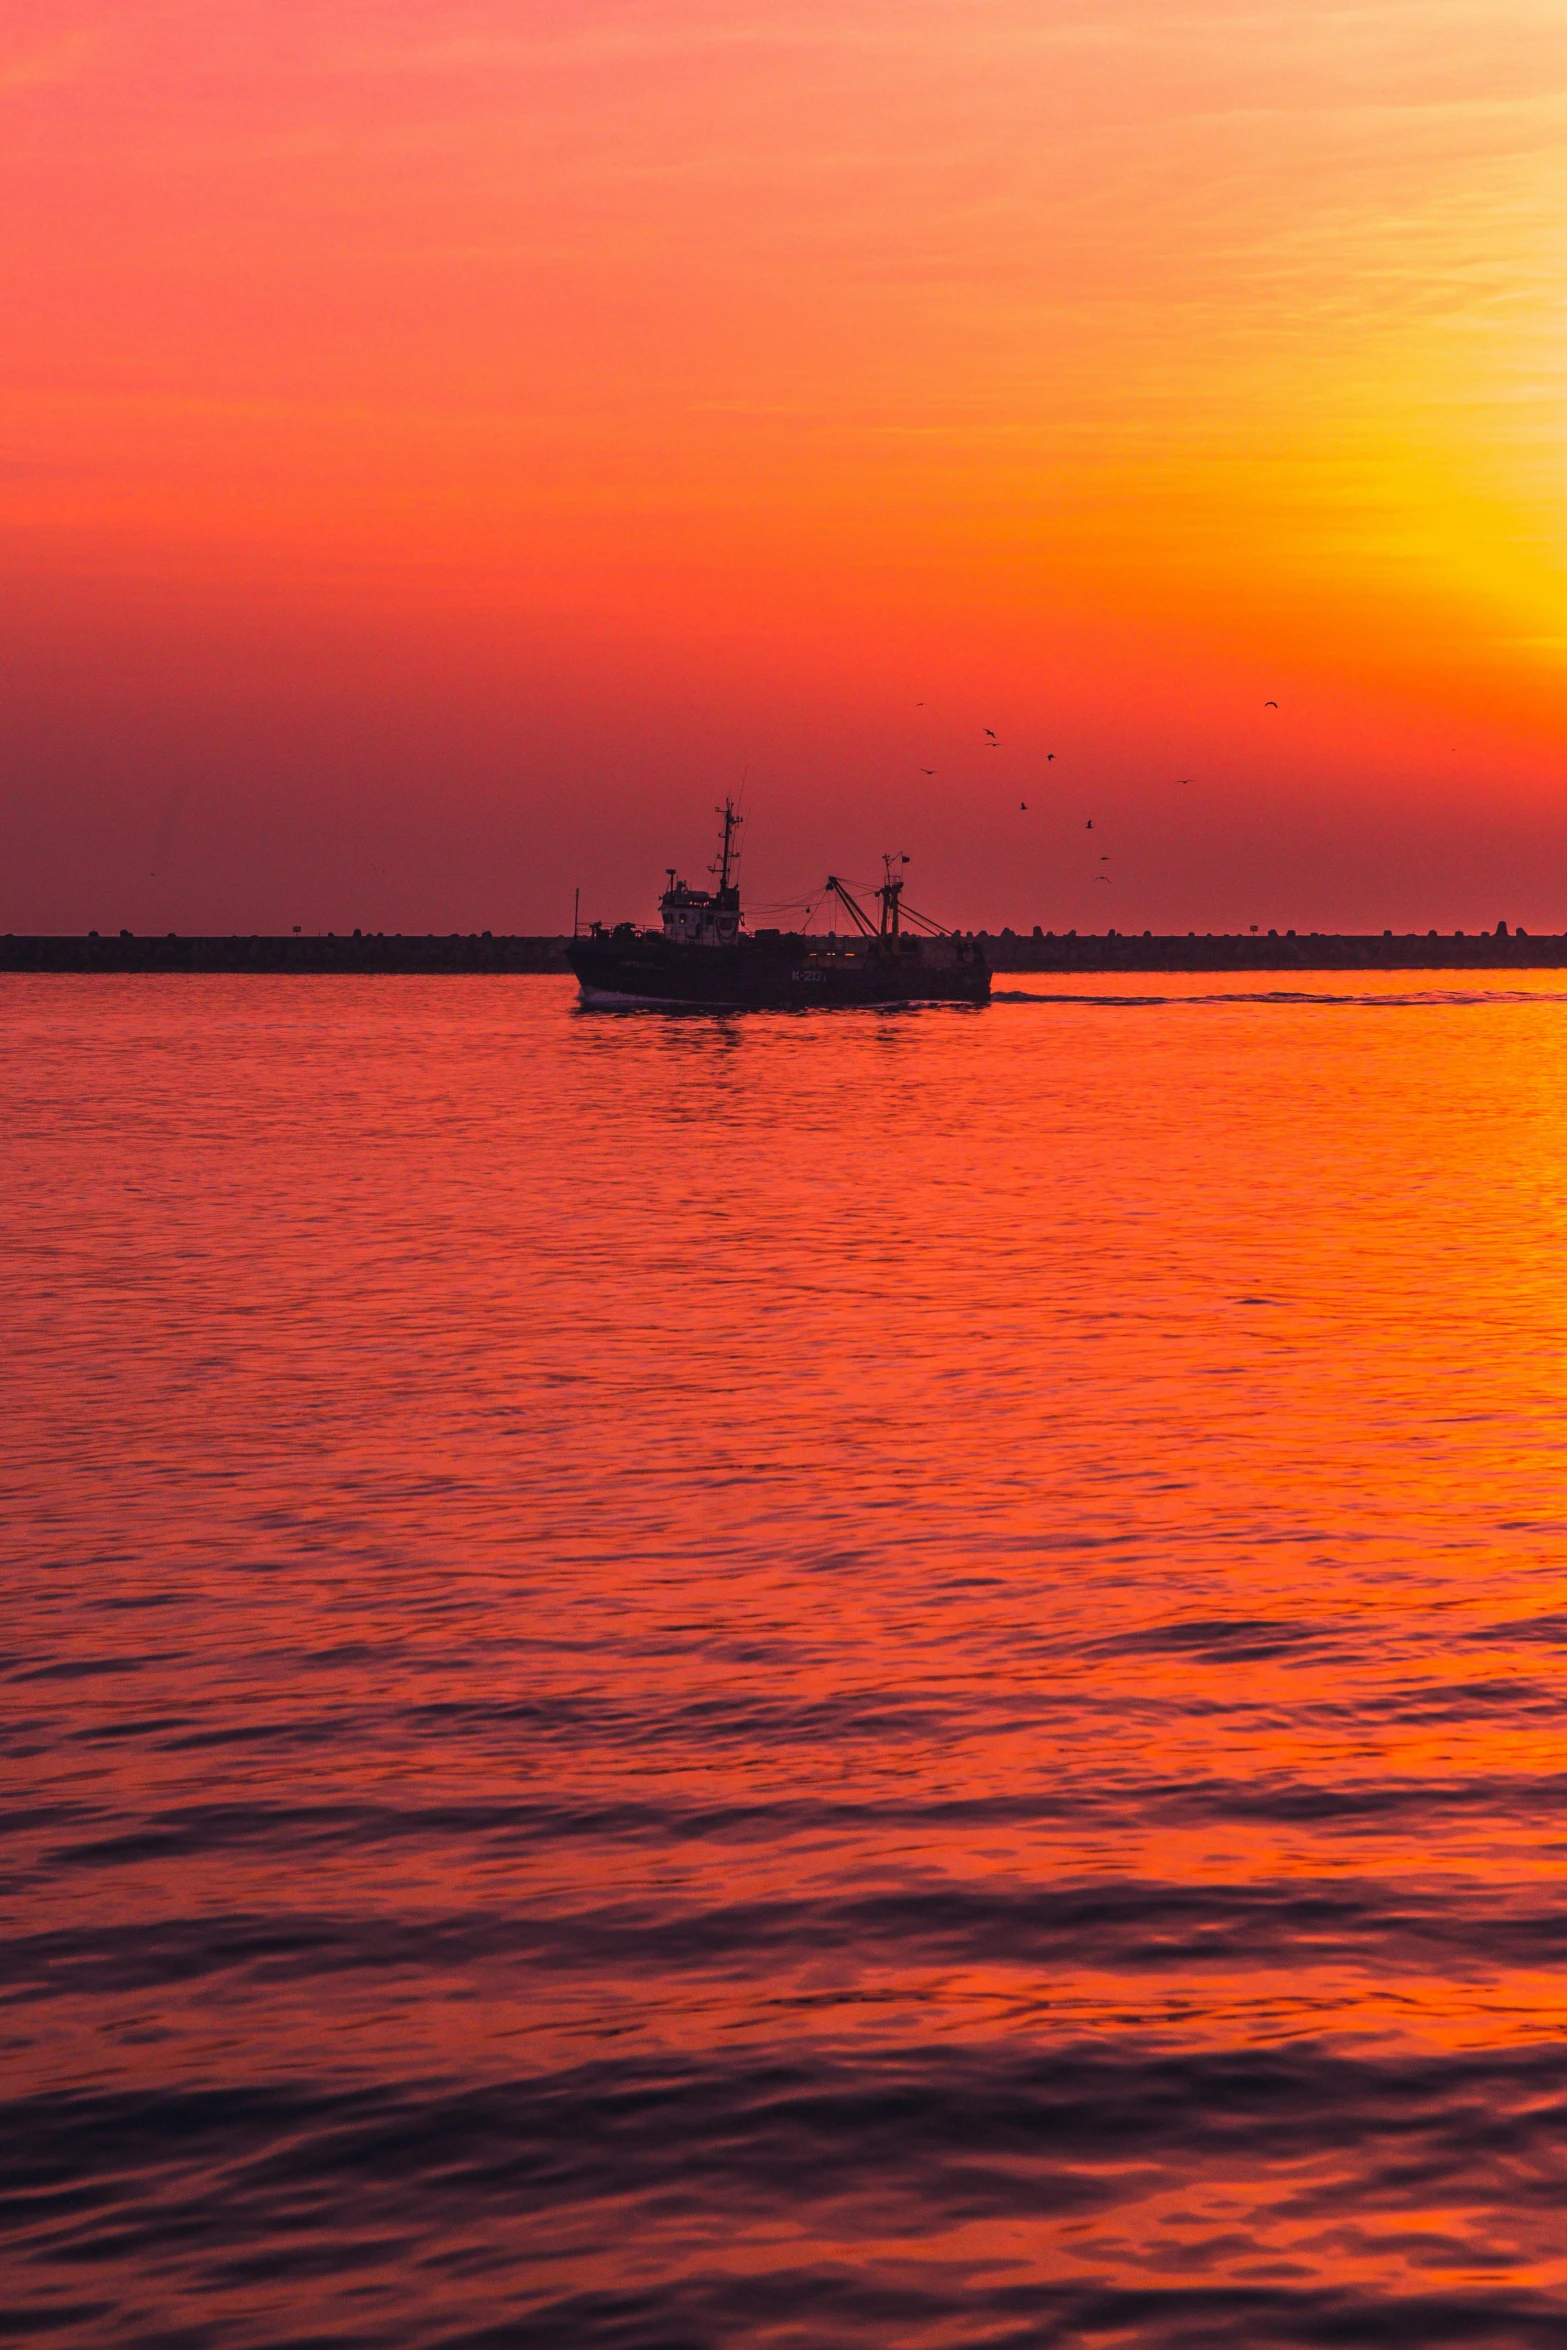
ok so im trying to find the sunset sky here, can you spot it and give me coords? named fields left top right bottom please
left=4, top=0, right=1565, bottom=935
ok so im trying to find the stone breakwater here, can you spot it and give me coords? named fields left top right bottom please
left=2, top=925, right=1561, bottom=974
left=978, top=924, right=1557, bottom=971
left=0, top=933, right=573, bottom=973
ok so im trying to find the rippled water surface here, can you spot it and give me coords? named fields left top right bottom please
left=9, top=972, right=1567, bottom=2347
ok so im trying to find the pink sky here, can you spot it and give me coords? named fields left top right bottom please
left=4, top=0, right=1565, bottom=933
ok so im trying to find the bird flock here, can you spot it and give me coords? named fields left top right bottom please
left=911, top=699, right=1283, bottom=907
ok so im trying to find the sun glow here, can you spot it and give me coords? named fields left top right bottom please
left=4, top=0, right=1566, bottom=932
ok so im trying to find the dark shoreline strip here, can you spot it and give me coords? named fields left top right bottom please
left=3, top=930, right=1565, bottom=974
left=0, top=935, right=573, bottom=974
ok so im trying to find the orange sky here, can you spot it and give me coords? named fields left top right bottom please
left=4, top=0, right=1565, bottom=933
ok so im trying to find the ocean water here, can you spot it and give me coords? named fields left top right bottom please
left=8, top=972, right=1567, bottom=2348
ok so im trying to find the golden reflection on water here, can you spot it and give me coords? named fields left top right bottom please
left=8, top=972, right=1567, bottom=2343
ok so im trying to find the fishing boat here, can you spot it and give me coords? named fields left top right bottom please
left=566, top=802, right=990, bottom=1010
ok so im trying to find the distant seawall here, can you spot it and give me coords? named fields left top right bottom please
left=1, top=928, right=1562, bottom=975
left=0, top=934, right=573, bottom=974
left=981, top=926, right=1560, bottom=973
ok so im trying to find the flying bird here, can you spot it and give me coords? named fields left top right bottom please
left=1086, top=819, right=1093, bottom=830
left=1020, top=801, right=1028, bottom=811
left=1094, top=874, right=1111, bottom=883
left=1046, top=753, right=1055, bottom=762
left=1264, top=700, right=1278, bottom=709
left=921, top=767, right=936, bottom=775
left=984, top=728, right=998, bottom=744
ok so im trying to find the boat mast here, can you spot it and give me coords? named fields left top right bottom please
left=712, top=798, right=742, bottom=893
left=877, top=853, right=908, bottom=939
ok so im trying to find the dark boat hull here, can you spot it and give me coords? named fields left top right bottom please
left=566, top=931, right=989, bottom=1009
